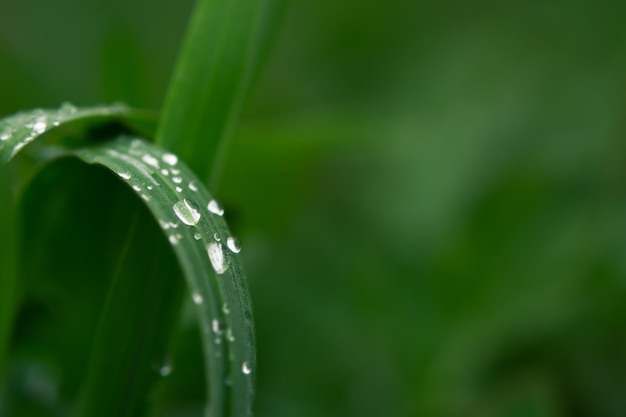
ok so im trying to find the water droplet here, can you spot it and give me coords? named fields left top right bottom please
left=32, top=117, right=46, bottom=134
left=189, top=182, right=198, bottom=191
left=59, top=102, right=77, bottom=115
left=175, top=186, right=182, bottom=192
left=132, top=185, right=141, bottom=192
left=207, top=242, right=227, bottom=274
left=142, top=154, right=160, bottom=168
left=172, top=176, right=182, bottom=184
left=207, top=199, right=224, bottom=216
left=242, top=362, right=252, bottom=375
left=141, top=194, right=150, bottom=202
left=159, top=358, right=173, bottom=376
left=222, top=303, right=230, bottom=314
left=117, top=172, right=131, bottom=180
left=159, top=219, right=170, bottom=230
left=192, top=293, right=203, bottom=305
left=169, top=234, right=182, bottom=245
left=173, top=199, right=201, bottom=226
left=161, top=169, right=169, bottom=176
left=147, top=185, right=153, bottom=191
left=0, top=128, right=12, bottom=141
left=227, top=236, right=241, bottom=253
left=212, top=319, right=223, bottom=335
left=226, top=328, right=235, bottom=342
left=171, top=168, right=181, bottom=175
left=194, top=233, right=202, bottom=240
left=213, top=233, right=221, bottom=241
left=162, top=153, right=178, bottom=166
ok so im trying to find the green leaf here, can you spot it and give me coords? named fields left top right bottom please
left=0, top=167, right=17, bottom=376
left=156, top=0, right=286, bottom=187
left=0, top=103, right=156, bottom=165
left=73, top=137, right=255, bottom=417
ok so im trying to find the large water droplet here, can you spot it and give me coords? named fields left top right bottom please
left=173, top=199, right=201, bottom=226
left=162, top=153, right=178, bottom=166
left=207, top=242, right=227, bottom=274
left=226, top=236, right=241, bottom=253
left=207, top=199, right=224, bottom=216
left=242, top=361, right=252, bottom=375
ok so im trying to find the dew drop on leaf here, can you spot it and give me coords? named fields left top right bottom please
left=242, top=361, right=252, bottom=375
left=192, top=292, right=203, bottom=305
left=142, top=154, right=160, bottom=168
left=207, top=242, right=227, bottom=274
left=189, top=181, right=198, bottom=191
left=226, top=236, right=241, bottom=253
left=117, top=172, right=131, bottom=180
left=173, top=199, right=201, bottom=226
left=158, top=358, right=173, bottom=377
left=162, top=153, right=178, bottom=166
left=194, top=233, right=202, bottom=240
left=207, top=199, right=224, bottom=216
left=172, top=176, right=182, bottom=184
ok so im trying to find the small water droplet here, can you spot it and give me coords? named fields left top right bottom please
left=192, top=293, right=203, bottom=305
left=194, top=233, right=202, bottom=240
left=226, top=328, right=235, bottom=342
left=132, top=185, right=141, bottom=192
left=32, top=117, right=46, bottom=134
left=212, top=319, right=223, bottom=335
left=0, top=128, right=12, bottom=141
left=175, top=186, right=183, bottom=193
left=159, top=219, right=170, bottom=229
left=207, top=242, right=227, bottom=274
left=162, top=153, right=178, bottom=166
left=169, top=234, right=182, bottom=245
left=172, top=176, right=182, bottom=184
left=159, top=358, right=173, bottom=376
left=117, top=172, right=131, bottom=180
left=141, top=194, right=150, bottom=201
left=142, top=154, right=160, bottom=168
left=207, top=199, right=224, bottom=216
left=226, top=236, right=241, bottom=253
left=222, top=303, right=230, bottom=314
left=147, top=185, right=153, bottom=191
left=161, top=169, right=169, bottom=176
left=171, top=168, right=181, bottom=175
left=173, top=199, right=202, bottom=226
left=59, top=102, right=77, bottom=115
left=189, top=182, right=198, bottom=191
left=213, top=233, right=221, bottom=241
left=242, top=362, right=252, bottom=375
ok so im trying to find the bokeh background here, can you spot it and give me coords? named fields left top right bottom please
left=3, top=0, right=626, bottom=416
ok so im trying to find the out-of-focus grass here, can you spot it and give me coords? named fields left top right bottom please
left=3, top=0, right=626, bottom=416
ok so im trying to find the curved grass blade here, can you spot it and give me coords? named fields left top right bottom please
left=0, top=103, right=155, bottom=164
left=74, top=137, right=255, bottom=417
left=0, top=104, right=156, bottom=393
left=156, top=0, right=286, bottom=187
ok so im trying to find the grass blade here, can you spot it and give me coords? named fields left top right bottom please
left=156, top=0, right=284, bottom=186
left=0, top=103, right=155, bottom=164
left=75, top=137, right=255, bottom=417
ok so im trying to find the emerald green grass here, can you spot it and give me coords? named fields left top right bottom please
left=0, top=0, right=284, bottom=415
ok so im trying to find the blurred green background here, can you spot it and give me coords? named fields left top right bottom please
left=3, top=0, right=626, bottom=416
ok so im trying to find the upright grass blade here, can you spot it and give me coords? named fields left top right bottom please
left=75, top=137, right=256, bottom=417
left=156, top=0, right=286, bottom=186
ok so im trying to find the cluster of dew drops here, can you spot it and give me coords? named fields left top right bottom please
left=0, top=102, right=80, bottom=156
left=114, top=141, right=251, bottom=377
